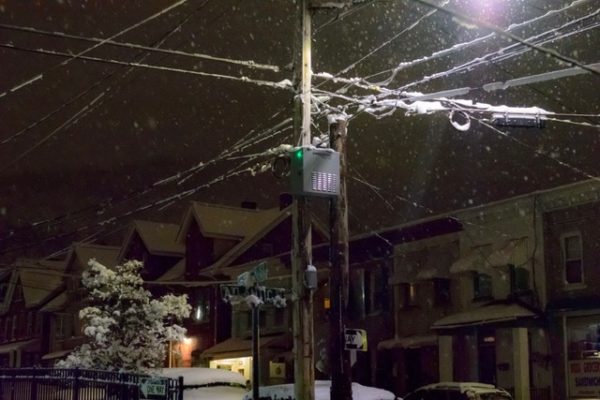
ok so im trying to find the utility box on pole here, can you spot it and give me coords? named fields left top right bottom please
left=290, top=146, right=340, bottom=198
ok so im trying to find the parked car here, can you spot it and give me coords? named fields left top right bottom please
left=403, top=382, right=512, bottom=400
left=242, top=380, right=398, bottom=400
left=156, top=367, right=247, bottom=400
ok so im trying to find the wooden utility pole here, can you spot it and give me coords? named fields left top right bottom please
left=292, top=1, right=315, bottom=400
left=328, top=116, right=352, bottom=400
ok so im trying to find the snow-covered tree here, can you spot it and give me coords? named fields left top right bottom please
left=57, top=259, right=191, bottom=372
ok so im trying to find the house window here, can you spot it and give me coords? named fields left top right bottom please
left=400, top=282, right=417, bottom=308
left=26, top=312, right=33, bottom=337
left=55, top=315, right=65, bottom=338
left=365, top=267, right=386, bottom=315
left=510, top=265, right=530, bottom=294
left=433, top=278, right=451, bottom=306
left=11, top=316, right=17, bottom=339
left=563, top=233, right=583, bottom=284
left=473, top=272, right=493, bottom=299
left=348, top=269, right=366, bottom=320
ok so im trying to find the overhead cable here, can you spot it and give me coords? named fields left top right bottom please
left=411, top=0, right=600, bottom=76
left=0, top=23, right=280, bottom=72
left=0, top=0, right=189, bottom=100
left=0, top=43, right=293, bottom=91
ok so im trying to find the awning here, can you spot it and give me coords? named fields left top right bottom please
left=487, top=238, right=529, bottom=269
left=0, top=339, right=39, bottom=354
left=377, top=334, right=437, bottom=350
left=41, top=349, right=72, bottom=360
left=201, top=334, right=291, bottom=360
left=432, top=302, right=538, bottom=330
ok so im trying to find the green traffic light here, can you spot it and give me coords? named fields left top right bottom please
left=295, top=149, right=303, bottom=160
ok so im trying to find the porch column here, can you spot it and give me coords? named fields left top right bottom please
left=513, top=327, right=530, bottom=400
left=438, top=335, right=453, bottom=381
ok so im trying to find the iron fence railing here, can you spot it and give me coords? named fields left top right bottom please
left=0, top=368, right=183, bottom=400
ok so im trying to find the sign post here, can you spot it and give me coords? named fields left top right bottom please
left=221, top=263, right=287, bottom=400
left=344, top=328, right=367, bottom=367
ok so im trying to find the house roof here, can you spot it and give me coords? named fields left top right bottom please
left=201, top=334, right=291, bottom=360
left=155, top=258, right=186, bottom=282
left=70, top=243, right=120, bottom=271
left=432, top=301, right=539, bottom=330
left=18, top=258, right=67, bottom=308
left=207, top=206, right=292, bottom=271
left=120, top=220, right=184, bottom=259
left=177, top=202, right=283, bottom=242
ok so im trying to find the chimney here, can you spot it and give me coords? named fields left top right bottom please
left=241, top=201, right=258, bottom=210
left=279, top=193, right=293, bottom=210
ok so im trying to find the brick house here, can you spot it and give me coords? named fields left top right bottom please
left=541, top=180, right=600, bottom=399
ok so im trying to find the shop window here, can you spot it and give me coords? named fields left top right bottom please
left=562, top=233, right=583, bottom=285
left=400, top=282, right=417, bottom=308
left=433, top=278, right=451, bottom=306
left=473, top=272, right=492, bottom=300
left=566, top=316, right=600, bottom=397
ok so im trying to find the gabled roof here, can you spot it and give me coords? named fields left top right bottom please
left=17, top=258, right=67, bottom=308
left=176, top=202, right=283, bottom=243
left=120, top=220, right=184, bottom=260
left=208, top=205, right=333, bottom=272
left=69, top=243, right=120, bottom=272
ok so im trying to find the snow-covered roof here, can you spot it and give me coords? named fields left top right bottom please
left=378, top=334, right=437, bottom=350
left=201, top=334, right=290, bottom=360
left=121, top=220, right=184, bottom=259
left=177, top=202, right=283, bottom=243
left=207, top=206, right=291, bottom=270
left=432, top=302, right=538, bottom=330
left=71, top=243, right=120, bottom=272
left=415, top=382, right=511, bottom=396
left=18, top=258, right=67, bottom=308
left=242, top=381, right=396, bottom=400
left=155, top=258, right=186, bottom=282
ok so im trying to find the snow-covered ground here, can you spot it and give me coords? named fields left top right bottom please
left=155, top=367, right=247, bottom=400
left=242, top=380, right=398, bottom=400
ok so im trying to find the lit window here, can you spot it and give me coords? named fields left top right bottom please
left=563, top=233, right=583, bottom=284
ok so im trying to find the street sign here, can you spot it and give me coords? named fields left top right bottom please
left=139, top=377, right=168, bottom=400
left=221, top=285, right=286, bottom=307
left=236, top=262, right=268, bottom=287
left=344, top=328, right=367, bottom=351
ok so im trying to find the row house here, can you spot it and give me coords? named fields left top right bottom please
left=0, top=258, right=65, bottom=367
left=540, top=180, right=600, bottom=399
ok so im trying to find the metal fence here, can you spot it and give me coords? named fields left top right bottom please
left=0, top=368, right=183, bottom=400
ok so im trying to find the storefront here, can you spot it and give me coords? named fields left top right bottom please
left=563, top=313, right=600, bottom=399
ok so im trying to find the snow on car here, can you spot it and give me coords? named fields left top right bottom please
left=242, top=380, right=398, bottom=400
left=155, top=367, right=247, bottom=400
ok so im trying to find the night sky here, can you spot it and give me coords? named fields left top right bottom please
left=0, top=0, right=599, bottom=260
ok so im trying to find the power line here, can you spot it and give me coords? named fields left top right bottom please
left=411, top=0, right=600, bottom=76
left=0, top=43, right=293, bottom=91
left=364, top=0, right=597, bottom=85
left=1, top=0, right=211, bottom=148
left=0, top=23, right=281, bottom=73
left=0, top=93, right=105, bottom=173
left=0, top=0, right=190, bottom=100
